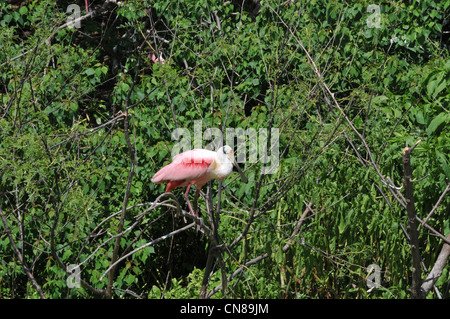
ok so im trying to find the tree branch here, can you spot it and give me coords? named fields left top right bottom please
left=420, top=234, right=450, bottom=298
left=419, top=182, right=450, bottom=231
left=402, top=141, right=423, bottom=299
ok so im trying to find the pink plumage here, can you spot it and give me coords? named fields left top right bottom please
left=151, top=146, right=248, bottom=217
left=151, top=149, right=216, bottom=192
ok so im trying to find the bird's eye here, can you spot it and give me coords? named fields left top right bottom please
left=223, top=147, right=227, bottom=154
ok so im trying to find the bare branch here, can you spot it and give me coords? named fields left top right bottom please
left=419, top=182, right=450, bottom=231
left=402, top=143, right=423, bottom=299
left=421, top=234, right=450, bottom=298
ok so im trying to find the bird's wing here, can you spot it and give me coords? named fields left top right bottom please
left=151, top=149, right=216, bottom=183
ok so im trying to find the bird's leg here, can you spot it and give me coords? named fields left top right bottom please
left=193, top=188, right=200, bottom=217
left=184, top=184, right=196, bottom=216
left=185, top=184, right=201, bottom=231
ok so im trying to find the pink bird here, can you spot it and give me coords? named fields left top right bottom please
left=151, top=52, right=165, bottom=65
left=151, top=146, right=248, bottom=217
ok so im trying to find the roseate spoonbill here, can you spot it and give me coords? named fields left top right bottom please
left=151, top=52, right=165, bottom=64
left=151, top=145, right=248, bottom=217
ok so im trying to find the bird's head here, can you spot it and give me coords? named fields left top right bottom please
left=218, top=145, right=248, bottom=183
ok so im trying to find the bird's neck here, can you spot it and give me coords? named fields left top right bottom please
left=211, top=158, right=233, bottom=181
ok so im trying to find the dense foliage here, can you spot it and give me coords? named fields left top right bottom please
left=1, top=0, right=449, bottom=299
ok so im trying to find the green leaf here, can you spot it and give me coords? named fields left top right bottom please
left=426, top=72, right=446, bottom=98
left=415, top=110, right=425, bottom=125
left=372, top=95, right=388, bottom=104
left=85, top=68, right=95, bottom=76
left=437, top=151, right=450, bottom=179
left=338, top=214, right=346, bottom=234
left=426, top=112, right=449, bottom=136
left=19, top=6, right=28, bottom=15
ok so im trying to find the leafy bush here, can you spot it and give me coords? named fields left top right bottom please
left=1, top=0, right=449, bottom=299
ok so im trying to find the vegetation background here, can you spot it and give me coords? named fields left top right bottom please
left=0, top=0, right=449, bottom=299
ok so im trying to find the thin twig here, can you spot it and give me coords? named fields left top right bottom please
left=419, top=182, right=450, bottom=231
